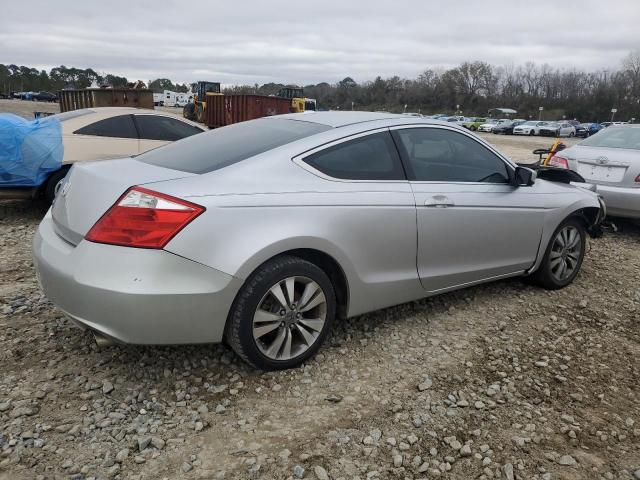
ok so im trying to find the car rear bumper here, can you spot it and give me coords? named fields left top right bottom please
left=32, top=211, right=242, bottom=344
left=593, top=184, right=640, bottom=219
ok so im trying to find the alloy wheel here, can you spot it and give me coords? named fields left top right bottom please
left=549, top=226, right=582, bottom=282
left=252, top=276, right=327, bottom=361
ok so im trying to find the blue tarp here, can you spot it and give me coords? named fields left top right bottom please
left=0, top=113, right=63, bottom=187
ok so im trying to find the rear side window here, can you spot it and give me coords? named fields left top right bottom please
left=303, top=132, right=405, bottom=180
left=134, top=115, right=203, bottom=141
left=393, top=127, right=510, bottom=183
left=138, top=118, right=331, bottom=173
left=74, top=115, right=137, bottom=139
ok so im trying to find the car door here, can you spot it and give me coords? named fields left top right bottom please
left=295, top=129, right=421, bottom=313
left=134, top=114, right=204, bottom=153
left=391, top=125, right=547, bottom=293
left=66, top=114, right=139, bottom=162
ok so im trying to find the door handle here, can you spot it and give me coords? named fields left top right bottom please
left=424, top=195, right=454, bottom=207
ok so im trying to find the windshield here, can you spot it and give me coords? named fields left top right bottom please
left=580, top=127, right=640, bottom=150
left=138, top=118, right=331, bottom=174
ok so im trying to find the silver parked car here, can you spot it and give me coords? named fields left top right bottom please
left=513, top=121, right=549, bottom=136
left=549, top=124, right=640, bottom=218
left=33, top=112, right=604, bottom=370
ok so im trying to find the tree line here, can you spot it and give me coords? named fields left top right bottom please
left=0, top=65, right=190, bottom=95
left=226, top=51, right=640, bottom=122
left=2, top=51, right=639, bottom=122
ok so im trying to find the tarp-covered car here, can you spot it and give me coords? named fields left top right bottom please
left=1, top=108, right=206, bottom=202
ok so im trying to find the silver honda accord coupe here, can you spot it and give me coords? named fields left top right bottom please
left=33, top=111, right=604, bottom=370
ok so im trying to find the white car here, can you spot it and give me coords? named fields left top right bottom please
left=513, top=121, right=549, bottom=136
left=477, top=119, right=508, bottom=133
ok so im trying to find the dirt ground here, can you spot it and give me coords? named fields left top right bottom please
left=1, top=101, right=639, bottom=480
left=0, top=99, right=60, bottom=119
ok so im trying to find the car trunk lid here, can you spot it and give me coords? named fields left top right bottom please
left=51, top=158, right=195, bottom=245
left=566, top=146, right=640, bottom=187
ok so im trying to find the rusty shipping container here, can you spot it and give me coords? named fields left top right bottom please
left=205, top=95, right=291, bottom=128
left=58, top=89, right=154, bottom=113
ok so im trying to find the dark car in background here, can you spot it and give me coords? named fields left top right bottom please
left=576, top=123, right=603, bottom=138
left=492, top=120, right=525, bottom=135
left=32, top=91, right=58, bottom=102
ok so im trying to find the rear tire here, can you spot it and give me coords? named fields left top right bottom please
left=43, top=168, right=70, bottom=204
left=530, top=217, right=586, bottom=290
left=225, top=255, right=336, bottom=370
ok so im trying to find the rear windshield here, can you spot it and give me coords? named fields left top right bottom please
left=580, top=127, right=640, bottom=150
left=138, top=118, right=331, bottom=173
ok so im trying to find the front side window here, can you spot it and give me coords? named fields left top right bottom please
left=134, top=115, right=203, bottom=141
left=303, top=131, right=405, bottom=180
left=393, top=127, right=511, bottom=183
left=73, top=115, right=137, bottom=138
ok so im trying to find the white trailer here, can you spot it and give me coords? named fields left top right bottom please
left=163, top=90, right=178, bottom=107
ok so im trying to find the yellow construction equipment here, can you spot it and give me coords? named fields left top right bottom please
left=183, top=81, right=222, bottom=123
left=276, top=87, right=316, bottom=113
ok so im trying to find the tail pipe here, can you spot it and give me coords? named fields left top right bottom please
left=93, top=331, right=116, bottom=348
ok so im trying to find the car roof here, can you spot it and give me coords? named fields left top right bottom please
left=265, top=111, right=470, bottom=132
left=269, top=111, right=408, bottom=128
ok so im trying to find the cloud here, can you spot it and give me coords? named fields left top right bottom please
left=1, top=0, right=638, bottom=85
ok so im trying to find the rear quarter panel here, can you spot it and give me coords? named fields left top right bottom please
left=161, top=154, right=424, bottom=317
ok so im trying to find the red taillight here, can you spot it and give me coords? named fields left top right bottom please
left=85, top=186, right=205, bottom=249
left=548, top=155, right=569, bottom=169
left=635, top=174, right=640, bottom=183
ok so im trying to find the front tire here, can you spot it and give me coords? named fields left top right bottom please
left=530, top=217, right=586, bottom=290
left=225, top=256, right=336, bottom=370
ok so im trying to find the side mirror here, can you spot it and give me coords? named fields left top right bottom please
left=514, top=166, right=536, bottom=186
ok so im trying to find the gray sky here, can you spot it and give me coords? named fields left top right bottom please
left=2, top=0, right=639, bottom=86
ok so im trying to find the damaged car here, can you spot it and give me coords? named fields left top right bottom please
left=33, top=112, right=604, bottom=370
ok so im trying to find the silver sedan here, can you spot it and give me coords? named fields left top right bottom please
left=548, top=124, right=640, bottom=218
left=33, top=112, right=603, bottom=370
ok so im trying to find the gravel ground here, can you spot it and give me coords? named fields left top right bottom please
left=0, top=99, right=60, bottom=120
left=1, top=105, right=639, bottom=480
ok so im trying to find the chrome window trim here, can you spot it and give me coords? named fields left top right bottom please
left=292, top=123, right=517, bottom=185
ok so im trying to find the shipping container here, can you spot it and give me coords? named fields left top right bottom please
left=58, top=89, right=154, bottom=113
left=205, top=95, right=291, bottom=128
